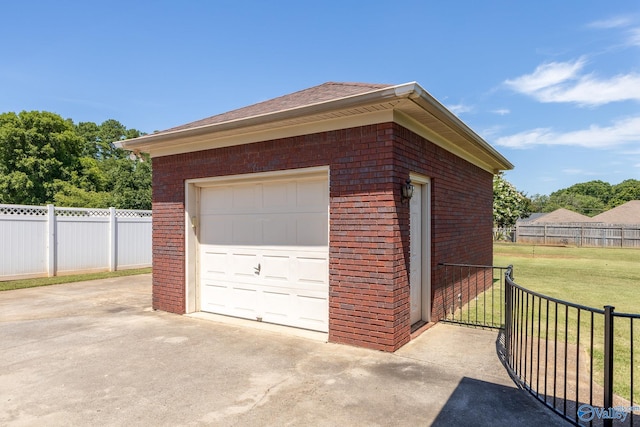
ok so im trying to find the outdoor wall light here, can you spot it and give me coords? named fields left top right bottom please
left=401, top=179, right=414, bottom=203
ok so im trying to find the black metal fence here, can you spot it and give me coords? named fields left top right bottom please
left=504, top=268, right=640, bottom=427
left=437, top=263, right=640, bottom=426
left=437, top=263, right=511, bottom=329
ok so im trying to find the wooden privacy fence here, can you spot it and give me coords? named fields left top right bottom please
left=516, top=223, right=640, bottom=248
left=0, top=203, right=152, bottom=281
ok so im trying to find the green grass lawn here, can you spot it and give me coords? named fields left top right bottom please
left=494, top=243, right=640, bottom=313
left=492, top=243, right=640, bottom=404
left=0, top=267, right=151, bottom=291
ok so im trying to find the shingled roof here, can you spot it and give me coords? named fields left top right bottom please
left=532, top=208, right=596, bottom=223
left=161, top=82, right=392, bottom=134
left=591, top=200, right=640, bottom=224
left=117, top=80, right=513, bottom=173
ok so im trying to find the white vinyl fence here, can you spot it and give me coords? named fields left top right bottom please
left=0, top=203, right=152, bottom=281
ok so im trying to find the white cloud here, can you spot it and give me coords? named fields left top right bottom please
left=505, top=58, right=585, bottom=94
left=562, top=168, right=584, bottom=175
left=495, top=116, right=640, bottom=149
left=536, top=73, right=640, bottom=105
left=562, top=168, right=599, bottom=176
left=480, top=125, right=506, bottom=140
left=629, top=28, right=640, bottom=47
left=492, top=108, right=510, bottom=115
left=587, top=16, right=633, bottom=29
left=504, top=58, right=640, bottom=106
left=447, top=103, right=473, bottom=115
left=586, top=16, right=640, bottom=47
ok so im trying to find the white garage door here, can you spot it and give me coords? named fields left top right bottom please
left=198, top=174, right=329, bottom=332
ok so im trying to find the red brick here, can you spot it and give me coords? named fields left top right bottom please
left=151, top=122, right=493, bottom=352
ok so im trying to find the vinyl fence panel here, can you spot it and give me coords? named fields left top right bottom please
left=0, top=204, right=152, bottom=280
left=116, top=214, right=153, bottom=269
left=0, top=205, right=48, bottom=278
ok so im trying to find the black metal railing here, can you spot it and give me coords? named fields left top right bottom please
left=437, top=263, right=511, bottom=328
left=504, top=268, right=640, bottom=427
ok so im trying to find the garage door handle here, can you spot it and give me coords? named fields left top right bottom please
left=254, top=264, right=261, bottom=275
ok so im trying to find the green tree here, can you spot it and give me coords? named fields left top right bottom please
left=529, top=193, right=550, bottom=213
left=544, top=191, right=605, bottom=216
left=610, top=179, right=640, bottom=207
left=0, top=111, right=150, bottom=209
left=76, top=119, right=142, bottom=160
left=561, top=180, right=613, bottom=206
left=62, top=119, right=150, bottom=209
left=0, top=111, right=83, bottom=205
left=493, top=173, right=531, bottom=228
left=107, top=156, right=152, bottom=210
left=528, top=179, right=640, bottom=214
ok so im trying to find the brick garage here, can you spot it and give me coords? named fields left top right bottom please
left=119, top=82, right=512, bottom=352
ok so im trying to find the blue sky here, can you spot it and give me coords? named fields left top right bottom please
left=2, top=1, right=639, bottom=196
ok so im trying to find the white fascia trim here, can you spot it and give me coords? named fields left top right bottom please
left=406, top=86, right=513, bottom=171
left=117, top=83, right=417, bottom=153
left=393, top=110, right=503, bottom=174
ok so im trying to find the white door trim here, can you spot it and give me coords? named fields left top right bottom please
left=410, top=173, right=431, bottom=323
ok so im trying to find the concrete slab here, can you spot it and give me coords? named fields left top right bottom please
left=0, top=275, right=569, bottom=426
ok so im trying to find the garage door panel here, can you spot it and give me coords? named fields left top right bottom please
left=297, top=256, right=328, bottom=285
left=232, top=185, right=258, bottom=211
left=262, top=182, right=295, bottom=210
left=201, top=251, right=228, bottom=276
left=199, top=174, right=328, bottom=332
left=200, top=282, right=230, bottom=311
left=230, top=252, right=260, bottom=280
left=231, top=217, right=261, bottom=245
left=297, top=180, right=328, bottom=210
left=200, top=187, right=231, bottom=214
left=261, top=254, right=290, bottom=282
left=230, top=287, right=258, bottom=315
left=200, top=214, right=231, bottom=244
left=297, top=213, right=328, bottom=245
left=261, top=214, right=296, bottom=245
left=262, top=290, right=290, bottom=320
left=297, top=294, right=328, bottom=330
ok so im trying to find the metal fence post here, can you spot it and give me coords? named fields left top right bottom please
left=504, top=270, right=512, bottom=363
left=603, top=305, right=615, bottom=427
left=504, top=265, right=514, bottom=364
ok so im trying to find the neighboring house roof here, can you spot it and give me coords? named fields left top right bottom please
left=531, top=208, right=596, bottom=223
left=591, top=200, right=640, bottom=224
left=116, top=81, right=513, bottom=173
left=517, top=212, right=547, bottom=223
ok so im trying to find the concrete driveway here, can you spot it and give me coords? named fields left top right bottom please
left=0, top=274, right=568, bottom=426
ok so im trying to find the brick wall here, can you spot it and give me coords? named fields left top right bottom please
left=391, top=123, right=494, bottom=322
left=151, top=122, right=493, bottom=351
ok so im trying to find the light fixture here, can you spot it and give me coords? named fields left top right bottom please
left=401, top=179, right=414, bottom=203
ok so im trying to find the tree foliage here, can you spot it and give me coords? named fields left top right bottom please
left=531, top=179, right=640, bottom=216
left=493, top=172, right=531, bottom=228
left=0, top=111, right=150, bottom=209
